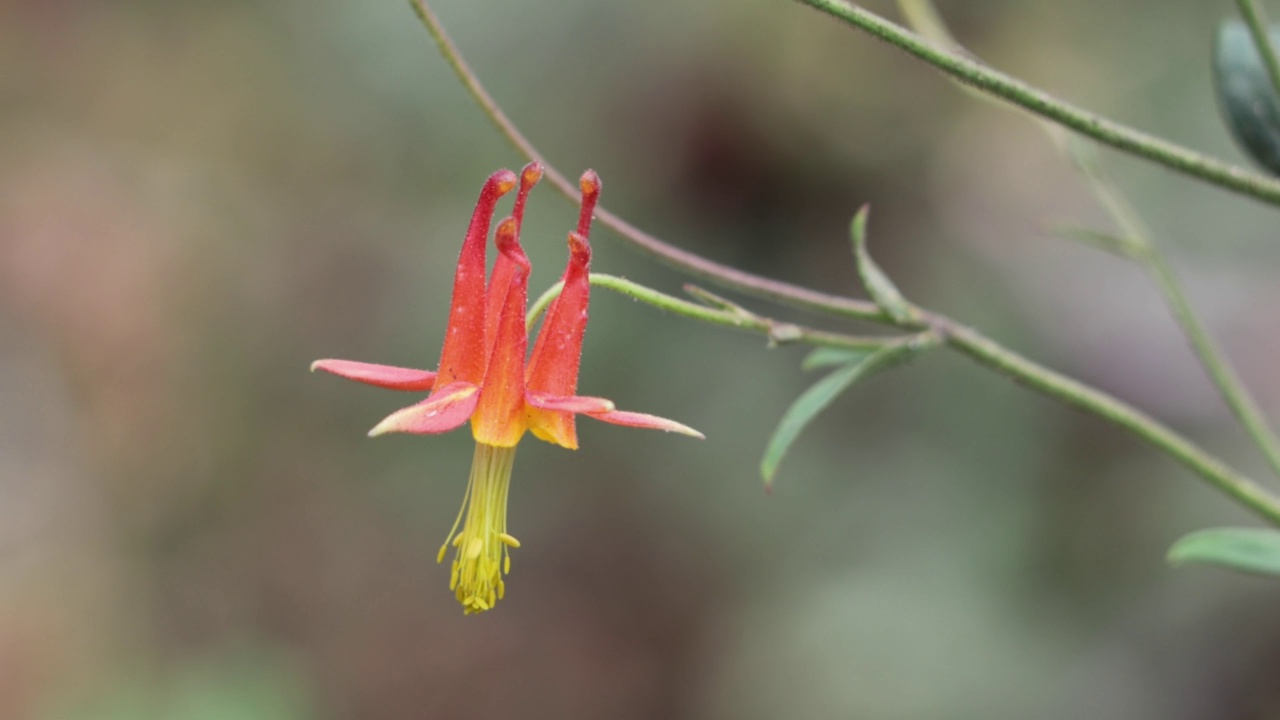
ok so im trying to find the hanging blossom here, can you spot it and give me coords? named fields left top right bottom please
left=312, top=164, right=702, bottom=614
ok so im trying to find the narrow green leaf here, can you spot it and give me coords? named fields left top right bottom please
left=762, top=341, right=918, bottom=488
left=1054, top=225, right=1140, bottom=259
left=801, top=346, right=875, bottom=372
left=1167, top=527, right=1280, bottom=577
left=851, top=206, right=914, bottom=323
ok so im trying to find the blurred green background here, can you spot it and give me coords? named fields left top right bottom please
left=3, top=1, right=1280, bottom=718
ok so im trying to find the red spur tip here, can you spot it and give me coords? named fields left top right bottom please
left=576, top=170, right=601, bottom=237
left=511, top=163, right=544, bottom=231
left=493, top=217, right=530, bottom=271
left=566, top=231, right=591, bottom=267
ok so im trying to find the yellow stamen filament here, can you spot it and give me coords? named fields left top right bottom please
left=437, top=443, right=519, bottom=614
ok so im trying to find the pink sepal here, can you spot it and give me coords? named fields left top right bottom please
left=311, top=359, right=437, bottom=391
left=586, top=409, right=705, bottom=439
left=368, top=382, right=479, bottom=436
left=526, top=392, right=615, bottom=415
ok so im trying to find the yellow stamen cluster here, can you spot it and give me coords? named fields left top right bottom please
left=438, top=443, right=520, bottom=614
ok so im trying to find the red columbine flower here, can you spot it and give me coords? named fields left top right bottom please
left=312, top=164, right=702, bottom=614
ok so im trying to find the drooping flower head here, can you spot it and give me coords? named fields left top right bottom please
left=312, top=165, right=701, bottom=613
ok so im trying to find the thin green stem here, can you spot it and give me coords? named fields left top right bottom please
left=1075, top=148, right=1280, bottom=478
left=902, top=1, right=1280, bottom=481
left=528, top=273, right=894, bottom=351
left=408, top=0, right=883, bottom=322
left=929, top=313, right=1280, bottom=526
left=1237, top=0, right=1280, bottom=104
left=795, top=0, right=1280, bottom=208
left=1143, top=252, right=1280, bottom=478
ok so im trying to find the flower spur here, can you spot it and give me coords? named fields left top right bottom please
left=312, top=164, right=702, bottom=613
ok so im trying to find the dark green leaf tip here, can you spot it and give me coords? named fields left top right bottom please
left=1214, top=18, right=1280, bottom=175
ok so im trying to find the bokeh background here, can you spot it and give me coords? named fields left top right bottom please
left=4, top=0, right=1280, bottom=718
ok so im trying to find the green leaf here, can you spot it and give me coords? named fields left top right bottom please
left=1054, top=225, right=1140, bottom=259
left=762, top=340, right=922, bottom=488
left=683, top=284, right=753, bottom=316
left=801, top=346, right=875, bottom=372
left=1214, top=19, right=1280, bottom=175
left=1167, top=527, right=1280, bottom=577
left=851, top=206, right=915, bottom=323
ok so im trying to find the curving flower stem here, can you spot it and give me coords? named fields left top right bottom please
left=408, top=0, right=882, bottom=322
left=793, top=0, right=1280, bottom=209
left=410, top=0, right=1280, bottom=525
left=528, top=273, right=894, bottom=352
left=1236, top=0, right=1280, bottom=104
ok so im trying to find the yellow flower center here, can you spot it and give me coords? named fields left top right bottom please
left=438, top=442, right=520, bottom=614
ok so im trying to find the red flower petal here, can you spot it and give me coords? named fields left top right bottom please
left=526, top=231, right=591, bottom=396
left=310, top=359, right=437, bottom=391
left=586, top=409, right=705, bottom=439
left=512, top=162, right=543, bottom=233
left=526, top=392, right=615, bottom=415
left=471, top=219, right=531, bottom=448
left=368, top=381, right=480, bottom=436
left=485, top=163, right=541, bottom=359
left=576, top=170, right=600, bottom=237
left=526, top=169, right=598, bottom=394
left=434, top=169, right=517, bottom=390
left=524, top=231, right=592, bottom=450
